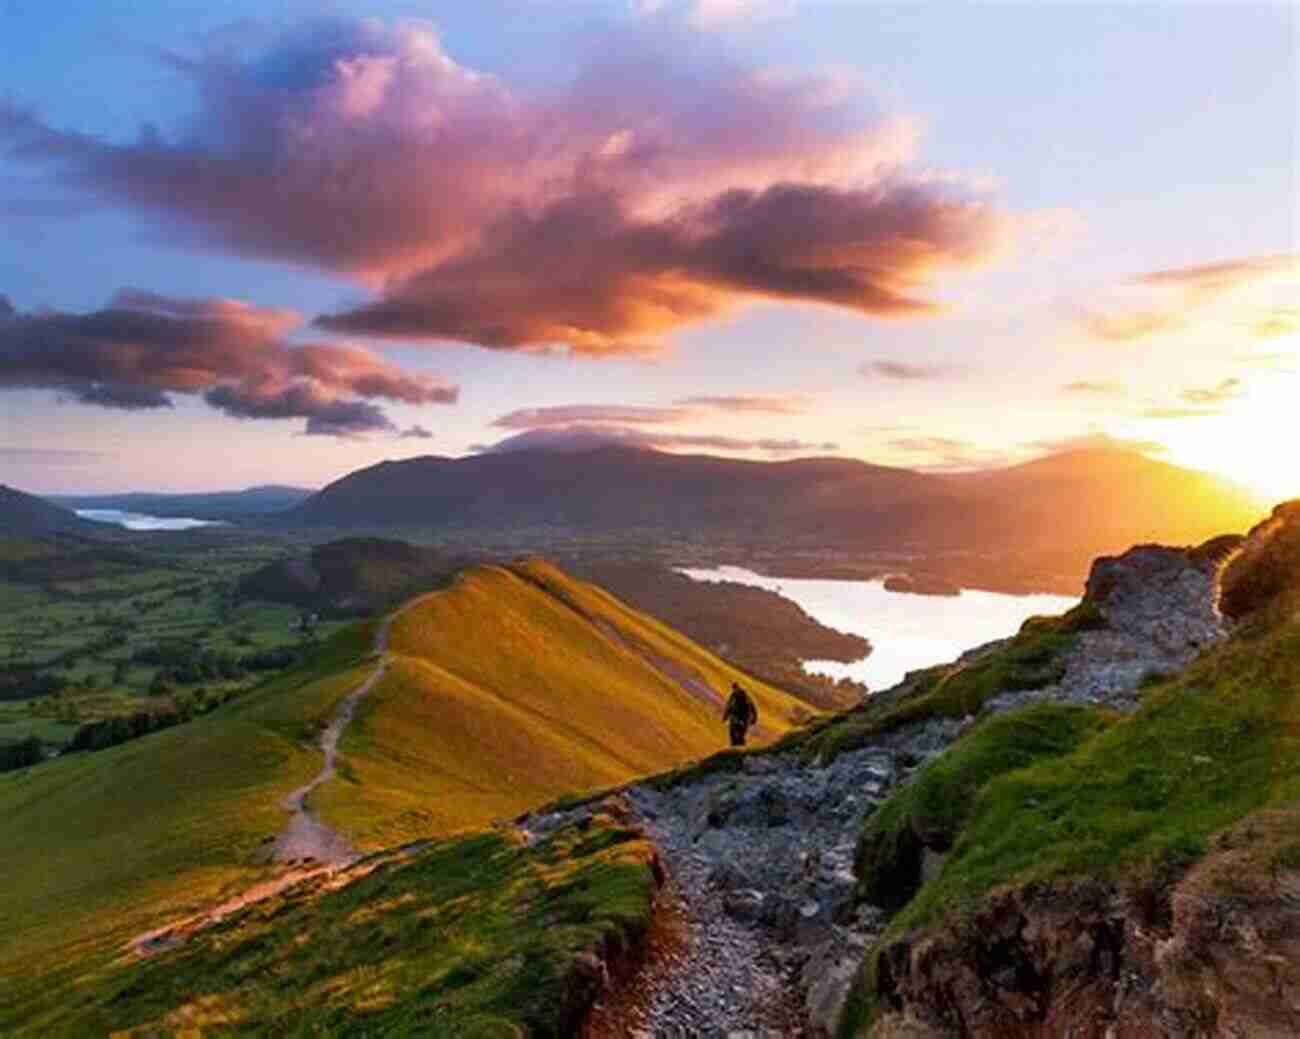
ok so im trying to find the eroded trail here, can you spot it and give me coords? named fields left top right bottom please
left=272, top=617, right=391, bottom=865
left=129, top=616, right=393, bottom=956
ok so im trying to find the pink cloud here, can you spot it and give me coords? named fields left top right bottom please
left=1, top=18, right=1013, bottom=355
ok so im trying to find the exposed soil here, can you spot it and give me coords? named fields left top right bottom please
left=272, top=614, right=392, bottom=865
left=128, top=615, right=394, bottom=956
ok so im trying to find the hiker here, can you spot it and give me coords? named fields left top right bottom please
left=722, top=682, right=758, bottom=747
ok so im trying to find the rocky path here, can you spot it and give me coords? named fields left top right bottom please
left=565, top=543, right=1233, bottom=1036
left=273, top=616, right=392, bottom=865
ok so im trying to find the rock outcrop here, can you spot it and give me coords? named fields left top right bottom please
left=990, top=543, right=1227, bottom=714
left=870, top=814, right=1300, bottom=1037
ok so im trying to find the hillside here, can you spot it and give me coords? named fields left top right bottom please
left=0, top=484, right=102, bottom=536
left=280, top=445, right=1264, bottom=591
left=0, top=558, right=814, bottom=1031
left=311, top=559, right=813, bottom=849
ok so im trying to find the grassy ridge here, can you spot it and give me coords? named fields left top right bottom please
left=0, top=623, right=375, bottom=1030
left=17, top=818, right=658, bottom=1038
left=317, top=560, right=814, bottom=848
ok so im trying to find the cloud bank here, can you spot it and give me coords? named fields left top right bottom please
left=1, top=18, right=1013, bottom=355
left=1079, top=252, right=1298, bottom=343
left=482, top=425, right=836, bottom=455
left=0, top=291, right=457, bottom=436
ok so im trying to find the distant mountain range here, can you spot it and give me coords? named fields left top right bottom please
left=49, top=485, right=315, bottom=520
left=282, top=445, right=1265, bottom=581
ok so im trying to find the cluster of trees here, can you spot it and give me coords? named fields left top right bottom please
left=131, top=640, right=303, bottom=689
left=132, top=642, right=245, bottom=686
left=0, top=669, right=69, bottom=702
left=67, top=685, right=244, bottom=754
left=0, top=736, right=43, bottom=772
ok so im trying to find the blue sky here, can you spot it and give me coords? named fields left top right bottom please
left=0, top=1, right=1295, bottom=494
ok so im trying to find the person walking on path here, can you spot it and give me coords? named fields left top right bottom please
left=722, top=682, right=758, bottom=747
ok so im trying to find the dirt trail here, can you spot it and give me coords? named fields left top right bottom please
left=128, top=615, right=394, bottom=956
left=272, top=616, right=392, bottom=865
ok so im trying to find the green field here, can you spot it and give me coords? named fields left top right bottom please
left=0, top=532, right=350, bottom=748
left=0, top=623, right=376, bottom=1031
left=316, top=559, right=816, bottom=848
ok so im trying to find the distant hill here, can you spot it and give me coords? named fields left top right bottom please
left=0, top=484, right=101, bottom=536
left=929, top=447, right=1266, bottom=578
left=282, top=445, right=1264, bottom=587
left=238, top=537, right=468, bottom=614
left=51, top=484, right=314, bottom=520
left=285, top=445, right=939, bottom=533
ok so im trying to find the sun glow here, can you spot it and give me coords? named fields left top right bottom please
left=1159, top=357, right=1300, bottom=506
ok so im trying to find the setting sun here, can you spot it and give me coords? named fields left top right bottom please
left=1159, top=355, right=1300, bottom=505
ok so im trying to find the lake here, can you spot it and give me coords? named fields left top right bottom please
left=679, top=566, right=1079, bottom=692
left=76, top=509, right=226, bottom=532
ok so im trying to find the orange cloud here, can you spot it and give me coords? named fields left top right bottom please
left=2, top=18, right=1015, bottom=355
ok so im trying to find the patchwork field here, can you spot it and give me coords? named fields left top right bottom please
left=0, top=532, right=350, bottom=749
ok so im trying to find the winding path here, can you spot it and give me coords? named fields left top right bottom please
left=130, top=614, right=395, bottom=956
left=272, top=615, right=393, bottom=865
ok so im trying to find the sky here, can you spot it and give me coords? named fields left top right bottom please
left=0, top=0, right=1295, bottom=497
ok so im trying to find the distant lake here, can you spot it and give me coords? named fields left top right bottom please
left=76, top=509, right=226, bottom=532
left=679, top=566, right=1079, bottom=692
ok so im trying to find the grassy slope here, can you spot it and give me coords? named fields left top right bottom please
left=20, top=817, right=657, bottom=1038
left=317, top=559, right=814, bottom=848
left=0, top=624, right=376, bottom=1031
left=839, top=560, right=1300, bottom=1034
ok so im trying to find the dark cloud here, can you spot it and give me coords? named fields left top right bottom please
left=317, top=184, right=1001, bottom=353
left=860, top=360, right=951, bottom=380
left=0, top=295, right=13, bottom=318
left=400, top=424, right=435, bottom=439
left=483, top=424, right=836, bottom=455
left=676, top=394, right=810, bottom=414
left=1180, top=378, right=1242, bottom=405
left=1, top=18, right=1013, bottom=355
left=0, top=291, right=457, bottom=436
left=1062, top=380, right=1124, bottom=395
